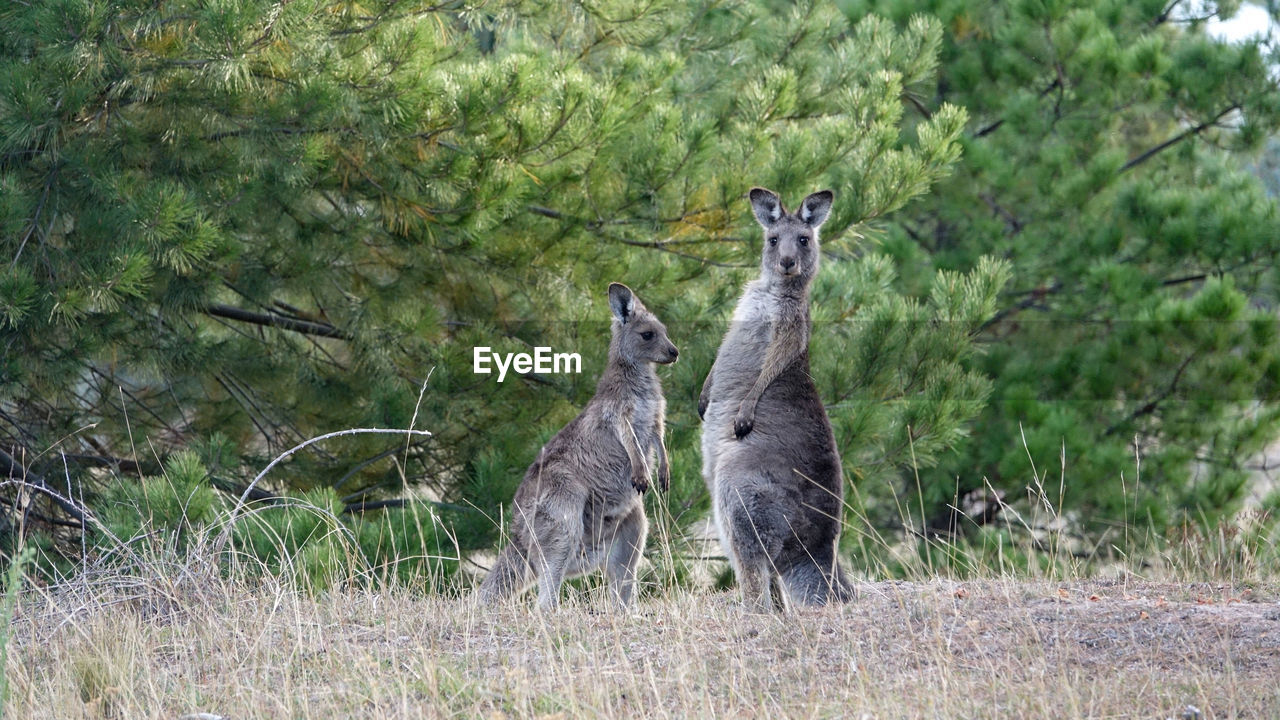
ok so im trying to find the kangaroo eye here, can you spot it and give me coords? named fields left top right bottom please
left=641, top=331, right=654, bottom=341
left=798, top=236, right=809, bottom=245
left=768, top=237, right=778, bottom=246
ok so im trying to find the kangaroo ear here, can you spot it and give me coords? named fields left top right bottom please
left=749, top=187, right=784, bottom=227
left=798, top=190, right=833, bottom=228
left=608, top=282, right=635, bottom=324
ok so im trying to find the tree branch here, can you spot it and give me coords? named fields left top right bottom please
left=1104, top=353, right=1196, bottom=436
left=980, top=281, right=1063, bottom=332
left=902, top=92, right=933, bottom=120
left=980, top=193, right=1024, bottom=235
left=342, top=497, right=478, bottom=515
left=0, top=448, right=87, bottom=525
left=974, top=118, right=1004, bottom=138
left=214, top=428, right=434, bottom=554
left=1162, top=272, right=1208, bottom=287
left=343, top=498, right=407, bottom=513
left=207, top=475, right=282, bottom=505
left=1153, top=0, right=1183, bottom=26
left=204, top=303, right=350, bottom=340
left=1120, top=105, right=1240, bottom=174
left=973, top=78, right=1061, bottom=138
left=527, top=205, right=751, bottom=268
left=61, top=453, right=144, bottom=476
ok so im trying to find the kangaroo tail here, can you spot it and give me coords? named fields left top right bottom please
left=828, top=560, right=857, bottom=603
left=476, top=544, right=534, bottom=604
left=781, top=556, right=856, bottom=606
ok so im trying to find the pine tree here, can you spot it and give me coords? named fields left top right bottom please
left=1, top=0, right=1006, bottom=576
left=843, top=0, right=1280, bottom=550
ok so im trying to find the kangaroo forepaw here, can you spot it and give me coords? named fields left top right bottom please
left=697, top=393, right=709, bottom=421
left=733, top=411, right=754, bottom=439
left=658, top=466, right=670, bottom=493
left=631, top=474, right=650, bottom=494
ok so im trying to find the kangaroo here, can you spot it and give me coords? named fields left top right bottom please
left=478, top=283, right=679, bottom=610
left=698, top=187, right=853, bottom=612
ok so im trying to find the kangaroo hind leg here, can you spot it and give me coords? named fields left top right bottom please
left=726, top=494, right=786, bottom=612
left=525, top=496, right=582, bottom=610
left=477, top=543, right=534, bottom=604
left=604, top=503, right=648, bottom=607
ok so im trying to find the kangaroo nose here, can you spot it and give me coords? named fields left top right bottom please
left=668, top=346, right=679, bottom=359
left=780, top=256, right=796, bottom=271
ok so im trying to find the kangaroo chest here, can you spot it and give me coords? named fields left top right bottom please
left=714, top=285, right=781, bottom=390
left=626, top=378, right=661, bottom=439
left=586, top=377, right=659, bottom=516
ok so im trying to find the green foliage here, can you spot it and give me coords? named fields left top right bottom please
left=0, top=545, right=33, bottom=717
left=87, top=448, right=462, bottom=590
left=816, top=255, right=1010, bottom=484
left=9, top=0, right=1277, bottom=582
left=2, top=0, right=993, bottom=578
left=351, top=501, right=464, bottom=590
left=96, top=450, right=225, bottom=547
left=229, top=488, right=347, bottom=587
left=844, top=0, right=1280, bottom=546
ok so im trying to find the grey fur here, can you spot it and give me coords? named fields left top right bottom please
left=699, top=187, right=853, bottom=612
left=478, top=283, right=678, bottom=610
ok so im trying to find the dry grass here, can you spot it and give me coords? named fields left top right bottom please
left=7, top=425, right=1277, bottom=718
left=8, top=563, right=1279, bottom=719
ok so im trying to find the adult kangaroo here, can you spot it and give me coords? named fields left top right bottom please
left=699, top=187, right=854, bottom=611
left=478, top=283, right=678, bottom=610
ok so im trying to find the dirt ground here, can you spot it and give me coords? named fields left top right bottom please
left=10, top=575, right=1280, bottom=719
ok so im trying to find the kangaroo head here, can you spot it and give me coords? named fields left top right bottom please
left=607, top=283, right=679, bottom=366
left=749, top=187, right=834, bottom=287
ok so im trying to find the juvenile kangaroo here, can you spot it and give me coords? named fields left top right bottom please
left=478, top=283, right=679, bottom=610
left=699, top=187, right=853, bottom=611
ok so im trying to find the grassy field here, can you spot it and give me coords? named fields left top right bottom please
left=8, top=554, right=1279, bottom=719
